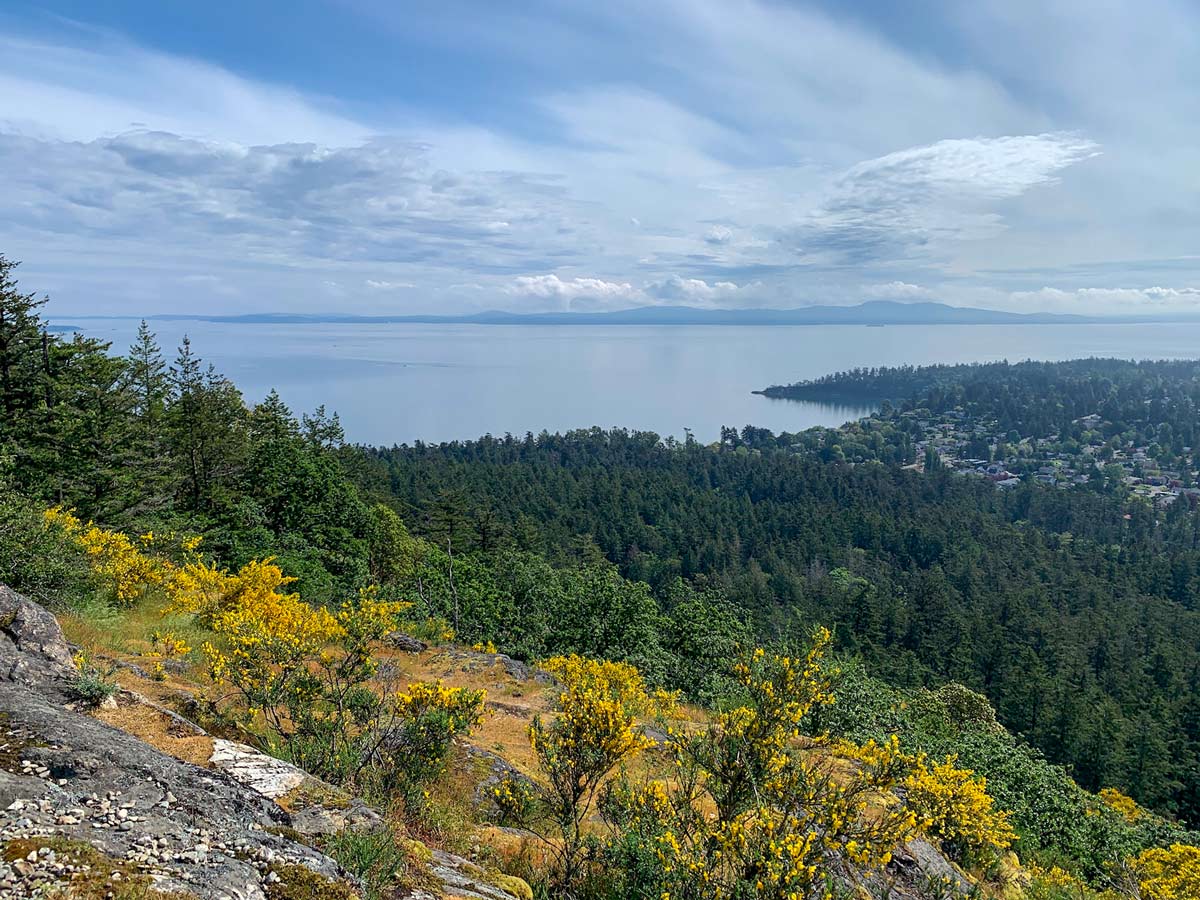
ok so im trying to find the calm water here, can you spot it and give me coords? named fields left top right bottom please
left=58, top=319, right=1200, bottom=446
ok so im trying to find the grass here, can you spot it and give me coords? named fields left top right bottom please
left=265, top=862, right=358, bottom=900
left=92, top=697, right=215, bottom=766
left=321, top=826, right=433, bottom=900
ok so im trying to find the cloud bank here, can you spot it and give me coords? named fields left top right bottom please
left=0, top=2, right=1197, bottom=315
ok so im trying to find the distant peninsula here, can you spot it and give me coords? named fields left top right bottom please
left=81, top=300, right=1134, bottom=326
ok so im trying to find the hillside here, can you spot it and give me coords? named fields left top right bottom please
left=3, top=256, right=1200, bottom=898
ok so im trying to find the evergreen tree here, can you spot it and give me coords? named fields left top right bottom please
left=0, top=254, right=49, bottom=440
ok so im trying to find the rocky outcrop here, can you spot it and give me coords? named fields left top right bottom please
left=0, top=585, right=537, bottom=900
left=0, top=585, right=346, bottom=899
left=0, top=585, right=75, bottom=684
left=383, top=631, right=428, bottom=653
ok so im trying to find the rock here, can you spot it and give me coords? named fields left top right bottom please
left=0, top=585, right=76, bottom=683
left=0, top=584, right=342, bottom=900
left=429, top=850, right=532, bottom=900
left=460, top=743, right=535, bottom=809
left=287, top=796, right=382, bottom=837
left=434, top=648, right=557, bottom=686
left=863, top=837, right=973, bottom=898
left=384, top=631, right=428, bottom=653
left=208, top=739, right=307, bottom=799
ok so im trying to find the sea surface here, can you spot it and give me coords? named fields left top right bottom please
left=57, top=319, right=1200, bottom=446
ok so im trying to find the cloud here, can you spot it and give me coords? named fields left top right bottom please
left=788, top=133, right=1100, bottom=264
left=504, top=274, right=640, bottom=309
left=704, top=225, right=733, bottom=245
left=0, top=3, right=1196, bottom=316
left=1007, top=286, right=1200, bottom=314
left=0, top=128, right=586, bottom=274
left=645, top=275, right=761, bottom=307
left=863, top=281, right=935, bottom=301
left=0, top=34, right=366, bottom=145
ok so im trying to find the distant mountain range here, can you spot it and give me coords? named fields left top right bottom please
left=55, top=300, right=1186, bottom=327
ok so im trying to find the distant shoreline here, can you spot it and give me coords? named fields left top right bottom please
left=45, top=300, right=1197, bottom=328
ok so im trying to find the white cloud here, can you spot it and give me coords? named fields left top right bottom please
left=1, top=2, right=1197, bottom=316
left=863, top=281, right=935, bottom=301
left=645, top=275, right=761, bottom=307
left=0, top=34, right=366, bottom=145
left=790, top=133, right=1100, bottom=263
left=504, top=274, right=640, bottom=309
left=704, top=225, right=733, bottom=245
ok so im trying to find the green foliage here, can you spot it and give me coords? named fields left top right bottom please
left=321, top=827, right=417, bottom=900
left=0, top=460, right=95, bottom=608
left=69, top=653, right=120, bottom=708
left=361, top=424, right=1200, bottom=824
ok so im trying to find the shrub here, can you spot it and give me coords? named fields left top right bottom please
left=173, top=557, right=483, bottom=803
left=376, top=680, right=486, bottom=807
left=0, top=488, right=93, bottom=609
left=494, top=654, right=673, bottom=891
left=586, top=630, right=917, bottom=900
left=903, top=755, right=1017, bottom=862
left=69, top=652, right=119, bottom=708
left=44, top=507, right=172, bottom=605
left=1133, top=843, right=1200, bottom=900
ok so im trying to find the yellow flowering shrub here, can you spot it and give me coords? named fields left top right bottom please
left=45, top=507, right=216, bottom=609
left=1133, top=844, right=1200, bottom=900
left=701, top=630, right=836, bottom=823
left=1097, top=787, right=1142, bottom=824
left=1024, top=863, right=1120, bottom=900
left=44, top=507, right=172, bottom=604
left=381, top=680, right=486, bottom=804
left=510, top=630, right=921, bottom=899
left=200, top=559, right=343, bottom=715
left=495, top=654, right=673, bottom=889
left=628, top=726, right=916, bottom=900
left=902, top=755, right=1016, bottom=861
left=146, top=630, right=193, bottom=681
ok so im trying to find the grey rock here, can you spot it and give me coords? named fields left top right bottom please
left=0, top=585, right=76, bottom=683
left=0, top=583, right=344, bottom=900
left=208, top=739, right=307, bottom=800
left=429, top=850, right=525, bottom=899
left=384, top=631, right=428, bottom=653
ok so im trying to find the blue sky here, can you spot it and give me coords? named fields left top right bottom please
left=1, top=0, right=1198, bottom=316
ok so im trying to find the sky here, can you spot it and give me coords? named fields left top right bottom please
left=1, top=0, right=1198, bottom=317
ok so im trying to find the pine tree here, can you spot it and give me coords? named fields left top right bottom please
left=0, top=255, right=49, bottom=433
left=128, top=321, right=168, bottom=437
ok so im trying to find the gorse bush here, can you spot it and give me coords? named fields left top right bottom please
left=495, top=654, right=673, bottom=889
left=47, top=509, right=486, bottom=805
left=903, top=755, right=1017, bottom=861
left=171, top=558, right=484, bottom=800
left=600, top=631, right=920, bottom=900
left=1132, top=843, right=1200, bottom=900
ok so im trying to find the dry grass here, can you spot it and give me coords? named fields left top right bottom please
left=93, top=697, right=214, bottom=766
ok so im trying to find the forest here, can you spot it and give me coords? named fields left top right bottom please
left=3, top=254, right=1200, bottom=898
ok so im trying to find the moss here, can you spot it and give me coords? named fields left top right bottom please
left=2, top=836, right=197, bottom=900
left=490, top=871, right=534, bottom=900
left=399, top=837, right=433, bottom=864
left=265, top=862, right=359, bottom=900
left=279, top=777, right=353, bottom=812
left=0, top=711, right=47, bottom=772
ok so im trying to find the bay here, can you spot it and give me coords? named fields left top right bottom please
left=59, top=319, right=1200, bottom=446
